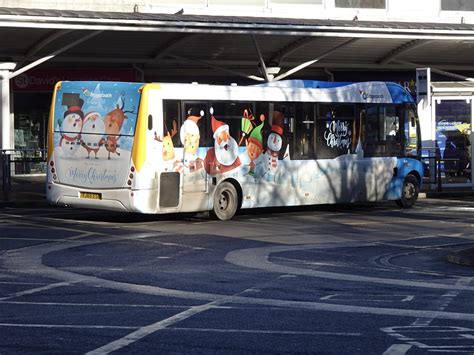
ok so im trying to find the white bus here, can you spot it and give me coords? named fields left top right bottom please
left=46, top=80, right=423, bottom=220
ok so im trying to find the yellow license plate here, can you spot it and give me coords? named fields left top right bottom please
left=80, top=192, right=102, bottom=200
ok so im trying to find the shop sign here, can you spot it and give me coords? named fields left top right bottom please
left=12, top=68, right=138, bottom=92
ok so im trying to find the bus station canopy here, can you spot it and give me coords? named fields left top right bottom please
left=1, top=7, right=474, bottom=82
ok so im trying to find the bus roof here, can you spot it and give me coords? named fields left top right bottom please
left=150, top=80, right=415, bottom=105
left=257, top=79, right=415, bottom=104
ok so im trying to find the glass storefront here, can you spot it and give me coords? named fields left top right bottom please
left=14, top=92, right=51, bottom=151
left=435, top=99, right=472, bottom=185
left=12, top=92, right=52, bottom=174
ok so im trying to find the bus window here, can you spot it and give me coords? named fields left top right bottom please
left=353, top=106, right=365, bottom=155
left=269, top=103, right=290, bottom=159
left=365, top=105, right=403, bottom=157
left=316, top=104, right=355, bottom=159
left=182, top=101, right=211, bottom=148
left=293, top=103, right=314, bottom=159
left=210, top=101, right=252, bottom=146
left=163, top=100, right=181, bottom=147
left=404, top=107, right=419, bottom=158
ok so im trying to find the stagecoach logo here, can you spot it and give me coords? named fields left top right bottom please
left=359, top=90, right=384, bottom=100
left=81, top=88, right=112, bottom=99
left=67, top=167, right=118, bottom=185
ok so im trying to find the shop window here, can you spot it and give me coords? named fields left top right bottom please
left=435, top=100, right=472, bottom=181
left=335, top=0, right=386, bottom=8
left=315, top=104, right=355, bottom=159
left=210, top=0, right=265, bottom=5
left=271, top=0, right=323, bottom=4
left=441, top=0, right=474, bottom=11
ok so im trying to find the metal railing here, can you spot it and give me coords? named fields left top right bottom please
left=1, top=149, right=47, bottom=198
left=421, top=147, right=472, bottom=192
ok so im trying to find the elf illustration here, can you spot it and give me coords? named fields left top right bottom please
left=245, top=120, right=265, bottom=177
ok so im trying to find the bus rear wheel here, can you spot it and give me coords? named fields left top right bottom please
left=212, top=182, right=239, bottom=220
left=396, top=174, right=419, bottom=208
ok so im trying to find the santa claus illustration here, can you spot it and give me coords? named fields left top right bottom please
left=81, top=111, right=105, bottom=159
left=204, top=108, right=241, bottom=175
left=59, top=93, right=84, bottom=158
left=262, top=110, right=286, bottom=181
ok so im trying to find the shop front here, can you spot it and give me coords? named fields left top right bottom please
left=431, top=82, right=473, bottom=188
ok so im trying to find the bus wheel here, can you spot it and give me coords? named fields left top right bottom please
left=396, top=174, right=419, bottom=208
left=212, top=182, right=238, bottom=220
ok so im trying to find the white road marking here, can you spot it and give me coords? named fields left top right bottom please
left=3, top=230, right=474, bottom=355
left=0, top=281, right=49, bottom=285
left=225, top=245, right=474, bottom=291
left=2, top=236, right=474, bottom=322
left=382, top=344, right=413, bottom=355
left=0, top=300, right=216, bottom=309
left=0, top=323, right=136, bottom=329
left=0, top=322, right=363, bottom=337
left=385, top=277, right=474, bottom=353
left=167, top=327, right=362, bottom=336
left=86, top=300, right=224, bottom=355
left=0, top=281, right=75, bottom=301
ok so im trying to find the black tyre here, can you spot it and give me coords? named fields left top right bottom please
left=396, top=174, right=419, bottom=208
left=212, top=181, right=239, bottom=220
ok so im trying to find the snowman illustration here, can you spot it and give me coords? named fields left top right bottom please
left=59, top=93, right=84, bottom=158
left=262, top=111, right=286, bottom=182
left=81, top=111, right=105, bottom=159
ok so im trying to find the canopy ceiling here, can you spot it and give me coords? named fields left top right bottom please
left=0, top=7, right=474, bottom=83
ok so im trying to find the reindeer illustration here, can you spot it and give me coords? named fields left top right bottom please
left=102, top=103, right=135, bottom=159
left=154, top=119, right=178, bottom=161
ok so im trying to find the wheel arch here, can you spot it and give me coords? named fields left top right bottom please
left=406, top=170, right=421, bottom=185
left=220, top=177, right=243, bottom=209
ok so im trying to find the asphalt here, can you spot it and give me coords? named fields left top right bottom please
left=1, top=174, right=473, bottom=267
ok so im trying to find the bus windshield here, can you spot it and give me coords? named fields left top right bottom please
left=51, top=81, right=142, bottom=188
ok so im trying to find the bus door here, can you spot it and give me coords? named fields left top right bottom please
left=180, top=101, right=210, bottom=193
left=363, top=105, right=403, bottom=199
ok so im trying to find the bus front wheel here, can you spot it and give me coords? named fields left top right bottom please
left=212, top=182, right=239, bottom=220
left=396, top=174, right=419, bottom=208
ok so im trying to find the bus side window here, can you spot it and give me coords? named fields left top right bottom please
left=163, top=100, right=182, bottom=147
left=404, top=108, right=419, bottom=158
left=211, top=100, right=253, bottom=148
left=182, top=101, right=211, bottom=148
left=288, top=103, right=314, bottom=160
left=316, top=104, right=355, bottom=159
left=269, top=102, right=290, bottom=159
left=364, top=105, right=403, bottom=158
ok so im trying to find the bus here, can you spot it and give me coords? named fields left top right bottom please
left=46, top=80, right=423, bottom=220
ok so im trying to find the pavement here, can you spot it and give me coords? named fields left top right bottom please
left=1, top=174, right=473, bottom=267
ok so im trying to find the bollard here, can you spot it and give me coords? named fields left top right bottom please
left=2, top=152, right=11, bottom=201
